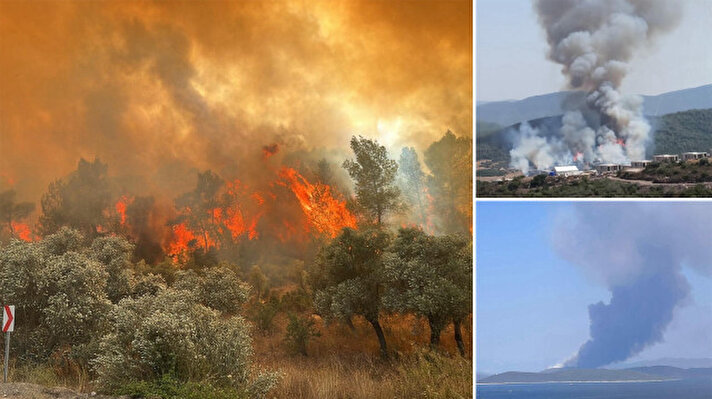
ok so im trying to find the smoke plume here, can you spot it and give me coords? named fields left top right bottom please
left=553, top=203, right=712, bottom=368
left=0, top=0, right=472, bottom=202
left=510, top=0, right=683, bottom=172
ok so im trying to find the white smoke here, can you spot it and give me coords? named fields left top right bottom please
left=509, top=0, right=683, bottom=172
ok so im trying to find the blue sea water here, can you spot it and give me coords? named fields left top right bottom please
left=477, top=378, right=712, bottom=399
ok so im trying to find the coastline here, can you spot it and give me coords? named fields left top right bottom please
left=477, top=379, right=675, bottom=386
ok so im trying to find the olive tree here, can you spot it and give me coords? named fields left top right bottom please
left=342, top=136, right=400, bottom=227
left=310, top=227, right=391, bottom=356
left=173, top=266, right=251, bottom=314
left=383, top=227, right=472, bottom=355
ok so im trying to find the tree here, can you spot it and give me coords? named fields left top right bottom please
left=38, top=158, right=111, bottom=238
left=343, top=136, right=400, bottom=227
left=0, top=190, right=35, bottom=239
left=284, top=313, right=320, bottom=356
left=424, top=131, right=472, bottom=234
left=173, top=170, right=224, bottom=251
left=310, top=227, right=391, bottom=357
left=397, top=147, right=427, bottom=226
left=383, top=227, right=472, bottom=354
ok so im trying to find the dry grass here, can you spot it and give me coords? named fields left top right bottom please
left=254, top=313, right=473, bottom=399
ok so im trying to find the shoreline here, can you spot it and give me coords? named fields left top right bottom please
left=477, top=379, right=675, bottom=386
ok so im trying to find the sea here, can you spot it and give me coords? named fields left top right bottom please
left=477, top=378, right=712, bottom=399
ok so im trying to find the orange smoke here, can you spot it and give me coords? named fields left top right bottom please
left=278, top=167, right=357, bottom=238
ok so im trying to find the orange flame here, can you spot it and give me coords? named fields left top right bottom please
left=10, top=222, right=32, bottom=241
left=278, top=167, right=357, bottom=238
left=115, top=195, right=133, bottom=226
left=167, top=223, right=197, bottom=258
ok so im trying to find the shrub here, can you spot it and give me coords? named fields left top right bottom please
left=284, top=314, right=320, bottom=356
left=92, top=289, right=278, bottom=396
left=174, top=266, right=250, bottom=314
left=248, top=301, right=279, bottom=334
left=0, top=228, right=111, bottom=363
left=279, top=289, right=312, bottom=313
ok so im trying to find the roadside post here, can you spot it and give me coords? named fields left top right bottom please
left=3, top=305, right=14, bottom=383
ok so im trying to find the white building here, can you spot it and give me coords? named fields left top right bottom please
left=596, top=164, right=622, bottom=174
left=681, top=152, right=709, bottom=161
left=553, top=165, right=581, bottom=177
left=630, top=160, right=652, bottom=168
left=653, top=154, right=679, bottom=163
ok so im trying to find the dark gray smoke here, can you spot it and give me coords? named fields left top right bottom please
left=552, top=203, right=712, bottom=368
left=510, top=0, right=684, bottom=173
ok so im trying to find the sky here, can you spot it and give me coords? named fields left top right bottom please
left=476, top=0, right=712, bottom=102
left=0, top=0, right=472, bottom=203
left=476, top=202, right=712, bottom=373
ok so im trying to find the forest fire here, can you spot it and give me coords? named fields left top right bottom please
left=278, top=167, right=357, bottom=238
left=10, top=222, right=32, bottom=242
left=115, top=195, right=133, bottom=226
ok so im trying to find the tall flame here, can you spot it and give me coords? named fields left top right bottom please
left=278, top=167, right=357, bottom=238
left=10, top=222, right=33, bottom=242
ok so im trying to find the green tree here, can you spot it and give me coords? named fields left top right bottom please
left=38, top=158, right=111, bottom=238
left=424, top=131, right=472, bottom=234
left=284, top=313, right=320, bottom=356
left=343, top=136, right=400, bottom=227
left=383, top=227, right=472, bottom=355
left=0, top=190, right=35, bottom=239
left=310, top=228, right=391, bottom=357
left=397, top=147, right=427, bottom=226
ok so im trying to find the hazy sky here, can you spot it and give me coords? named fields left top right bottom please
left=0, top=0, right=472, bottom=202
left=476, top=0, right=712, bottom=102
left=477, top=202, right=712, bottom=373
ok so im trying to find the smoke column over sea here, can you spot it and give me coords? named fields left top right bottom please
left=552, top=203, right=712, bottom=368
left=510, top=0, right=683, bottom=174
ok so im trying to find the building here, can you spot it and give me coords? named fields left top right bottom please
left=653, top=154, right=679, bottom=163
left=630, top=160, right=652, bottom=168
left=596, top=163, right=622, bottom=174
left=553, top=165, right=581, bottom=177
left=681, top=152, right=709, bottom=161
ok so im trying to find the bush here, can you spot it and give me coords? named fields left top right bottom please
left=279, top=289, right=312, bottom=313
left=0, top=228, right=111, bottom=363
left=248, top=301, right=279, bottom=334
left=92, top=289, right=278, bottom=396
left=114, top=374, right=249, bottom=399
left=174, top=266, right=250, bottom=314
left=284, top=314, right=320, bottom=356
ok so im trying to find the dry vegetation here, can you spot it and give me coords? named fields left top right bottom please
left=253, top=313, right=473, bottom=399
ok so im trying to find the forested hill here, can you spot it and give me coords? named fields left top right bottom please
left=477, top=84, right=712, bottom=127
left=476, top=108, right=712, bottom=166
left=653, top=108, right=712, bottom=155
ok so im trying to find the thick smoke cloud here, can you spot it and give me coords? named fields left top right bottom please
left=552, top=203, right=712, bottom=368
left=510, top=0, right=683, bottom=172
left=0, top=0, right=472, bottom=203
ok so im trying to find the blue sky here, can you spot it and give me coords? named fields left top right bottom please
left=476, top=0, right=712, bottom=101
left=476, top=202, right=712, bottom=373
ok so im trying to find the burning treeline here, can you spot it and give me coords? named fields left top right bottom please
left=510, top=0, right=684, bottom=174
left=1, top=132, right=472, bottom=269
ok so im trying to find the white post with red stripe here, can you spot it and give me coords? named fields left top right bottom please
left=2, top=305, right=14, bottom=383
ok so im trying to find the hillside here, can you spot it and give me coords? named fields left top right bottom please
left=479, top=368, right=669, bottom=384
left=477, top=84, right=712, bottom=127
left=479, top=366, right=712, bottom=384
left=476, top=108, right=712, bottom=169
